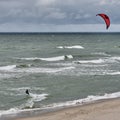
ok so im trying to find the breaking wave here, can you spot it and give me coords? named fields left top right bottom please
left=19, top=93, right=48, bottom=109
left=0, top=65, right=16, bottom=71
left=0, top=93, right=48, bottom=116
left=91, top=52, right=110, bottom=56
left=74, top=59, right=104, bottom=64
left=18, top=55, right=73, bottom=62
left=0, top=66, right=74, bottom=74
left=57, top=45, right=84, bottom=49
left=44, top=91, right=120, bottom=109
left=74, top=56, right=120, bottom=64
left=0, top=64, right=32, bottom=71
left=1, top=91, right=120, bottom=117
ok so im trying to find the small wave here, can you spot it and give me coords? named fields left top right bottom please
left=44, top=91, right=120, bottom=109
left=0, top=93, right=48, bottom=117
left=73, top=56, right=120, bottom=65
left=106, top=72, right=120, bottom=75
left=0, top=66, right=74, bottom=74
left=0, top=108, right=19, bottom=117
left=19, top=93, right=48, bottom=109
left=30, top=93, right=48, bottom=102
left=0, top=65, right=16, bottom=71
left=18, top=55, right=73, bottom=62
left=74, top=59, right=104, bottom=64
left=7, top=87, right=46, bottom=96
left=110, top=56, right=120, bottom=61
left=0, top=64, right=32, bottom=71
left=9, top=87, right=45, bottom=91
left=0, top=73, right=18, bottom=79
left=1, top=91, right=120, bottom=117
left=16, top=64, right=32, bottom=68
left=57, top=45, right=84, bottom=49
left=18, top=66, right=75, bottom=73
left=91, top=52, right=110, bottom=56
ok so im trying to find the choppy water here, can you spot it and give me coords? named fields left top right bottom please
left=0, top=33, right=120, bottom=117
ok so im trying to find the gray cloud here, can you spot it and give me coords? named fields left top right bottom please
left=0, top=0, right=119, bottom=32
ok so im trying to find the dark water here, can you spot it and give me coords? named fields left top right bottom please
left=0, top=33, right=120, bottom=116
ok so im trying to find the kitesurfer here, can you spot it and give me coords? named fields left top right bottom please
left=25, top=89, right=29, bottom=95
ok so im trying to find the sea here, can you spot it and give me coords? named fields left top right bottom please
left=0, top=32, right=120, bottom=119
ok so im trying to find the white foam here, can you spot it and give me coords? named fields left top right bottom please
left=91, top=52, right=110, bottom=56
left=0, top=65, right=16, bottom=71
left=0, top=66, right=74, bottom=75
left=30, top=93, right=48, bottom=102
left=6, top=87, right=46, bottom=96
left=0, top=73, right=17, bottom=79
left=74, top=56, right=120, bottom=65
left=106, top=72, right=120, bottom=75
left=110, top=56, right=120, bottom=61
left=19, top=93, right=48, bottom=110
left=74, top=59, right=104, bottom=64
left=1, top=91, right=120, bottom=117
left=19, top=55, right=73, bottom=62
left=13, top=66, right=74, bottom=74
left=57, top=45, right=84, bottom=49
left=44, top=91, right=120, bottom=109
left=65, top=55, right=73, bottom=59
left=9, top=87, right=45, bottom=91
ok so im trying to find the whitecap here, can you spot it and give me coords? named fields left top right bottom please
left=18, top=55, right=73, bottom=62
left=1, top=91, right=120, bottom=117
left=91, top=52, right=110, bottom=56
left=74, top=59, right=104, bottom=64
left=44, top=91, right=120, bottom=109
left=106, top=72, right=120, bottom=75
left=30, top=93, right=48, bottom=102
left=0, top=65, right=16, bottom=71
left=57, top=45, right=84, bottom=49
left=17, top=66, right=75, bottom=73
left=19, top=93, right=48, bottom=109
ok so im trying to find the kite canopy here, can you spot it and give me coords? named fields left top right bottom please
left=96, top=13, right=110, bottom=29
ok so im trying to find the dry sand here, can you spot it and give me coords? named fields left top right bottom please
left=15, top=98, right=120, bottom=120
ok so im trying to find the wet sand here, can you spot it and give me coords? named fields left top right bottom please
left=14, top=98, right=120, bottom=120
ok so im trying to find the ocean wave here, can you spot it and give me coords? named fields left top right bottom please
left=74, top=59, right=104, bottom=64
left=57, top=45, right=84, bottom=49
left=18, top=55, right=73, bottom=62
left=9, top=87, right=45, bottom=92
left=29, top=93, right=48, bottom=102
left=6, top=87, right=46, bottom=96
left=16, top=64, right=32, bottom=68
left=17, top=66, right=75, bottom=74
left=0, top=65, right=16, bottom=71
left=74, top=56, right=120, bottom=64
left=0, top=93, right=48, bottom=117
left=1, top=91, right=120, bottom=117
left=110, top=56, right=120, bottom=61
left=0, top=64, right=74, bottom=74
left=0, top=64, right=32, bottom=71
left=106, top=72, right=120, bottom=75
left=0, top=73, right=18, bottom=79
left=19, top=93, right=48, bottom=109
left=91, top=52, right=110, bottom=56
left=44, top=91, right=120, bottom=109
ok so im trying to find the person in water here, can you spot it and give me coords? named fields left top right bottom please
left=25, top=89, right=29, bottom=95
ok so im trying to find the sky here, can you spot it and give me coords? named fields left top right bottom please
left=0, top=0, right=120, bottom=32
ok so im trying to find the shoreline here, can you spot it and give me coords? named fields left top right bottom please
left=3, top=98, right=120, bottom=120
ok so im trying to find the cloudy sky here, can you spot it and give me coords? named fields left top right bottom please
left=0, top=0, right=119, bottom=32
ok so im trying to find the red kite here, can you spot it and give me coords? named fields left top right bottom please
left=96, top=13, right=110, bottom=29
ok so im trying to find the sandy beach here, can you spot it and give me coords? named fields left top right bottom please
left=14, top=98, right=120, bottom=120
